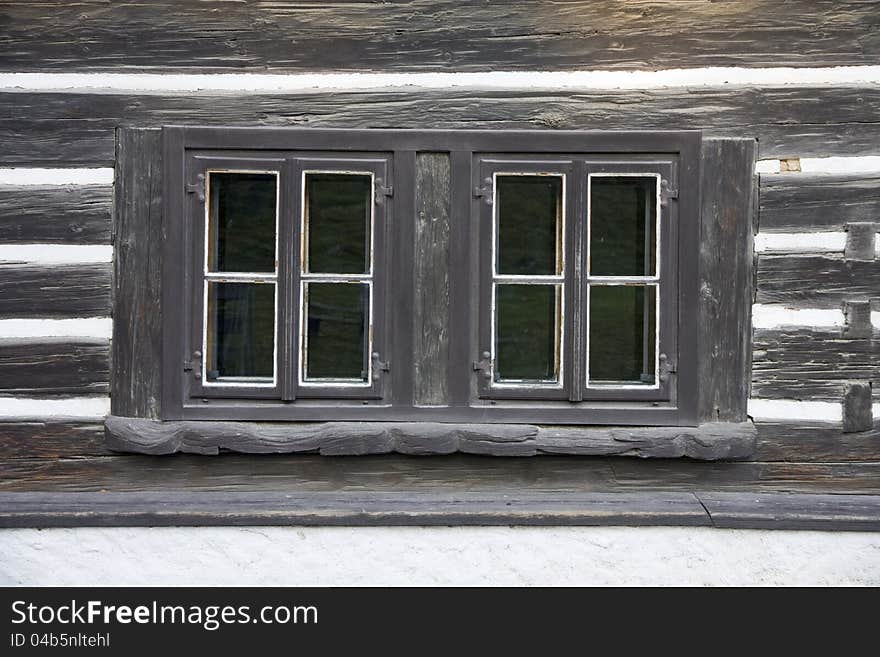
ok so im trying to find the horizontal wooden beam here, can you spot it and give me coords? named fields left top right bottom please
left=756, top=254, right=880, bottom=308
left=759, top=173, right=880, bottom=232
left=0, top=185, right=112, bottom=244
left=0, top=263, right=110, bottom=318
left=2, top=86, right=880, bottom=166
left=0, top=422, right=111, bottom=458
left=752, top=327, right=878, bottom=401
left=104, top=416, right=757, bottom=460
left=1, top=1, right=877, bottom=73
left=0, top=338, right=109, bottom=395
left=755, top=420, right=880, bottom=462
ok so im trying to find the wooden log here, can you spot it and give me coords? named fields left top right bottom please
left=2, top=1, right=878, bottom=73
left=104, top=416, right=757, bottom=460
left=843, top=299, right=874, bottom=339
left=698, top=138, right=755, bottom=422
left=843, top=381, right=874, bottom=433
left=0, top=185, right=112, bottom=244
left=413, top=153, right=450, bottom=406
left=755, top=254, right=880, bottom=308
left=0, top=422, right=111, bottom=458
left=759, top=173, right=880, bottom=232
left=845, top=222, right=878, bottom=261
left=111, top=128, right=162, bottom=419
left=755, top=420, right=880, bottom=462
left=751, top=327, right=879, bottom=401
left=0, top=263, right=110, bottom=318
left=0, top=338, right=109, bottom=395
left=2, top=85, right=880, bottom=166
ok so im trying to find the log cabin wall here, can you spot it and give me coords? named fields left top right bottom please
left=0, top=0, right=877, bottom=465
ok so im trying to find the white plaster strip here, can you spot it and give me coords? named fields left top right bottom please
left=754, top=232, right=846, bottom=254
left=0, top=244, right=112, bottom=265
left=756, top=156, right=880, bottom=175
left=748, top=399, right=844, bottom=422
left=0, top=396, right=109, bottom=420
left=873, top=312, right=880, bottom=329
left=751, top=304, right=845, bottom=329
left=2, top=66, right=880, bottom=93
left=0, top=318, right=112, bottom=340
left=0, top=168, right=114, bottom=186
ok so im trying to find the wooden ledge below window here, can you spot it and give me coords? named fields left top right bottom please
left=104, top=416, right=757, bottom=460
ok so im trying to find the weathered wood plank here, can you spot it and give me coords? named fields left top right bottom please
left=755, top=420, right=880, bottom=462
left=2, top=1, right=878, bottom=73
left=0, top=422, right=111, bottom=458
left=0, top=338, right=109, bottom=395
left=0, top=185, right=112, bottom=244
left=755, top=254, right=880, bottom=308
left=759, top=173, right=880, bottom=232
left=2, top=86, right=880, bottom=166
left=843, top=381, right=874, bottom=433
left=752, top=327, right=879, bottom=401
left=111, top=128, right=162, bottom=419
left=104, top=416, right=756, bottom=460
left=698, top=138, right=755, bottom=422
left=413, top=153, right=450, bottom=406
left=0, top=263, right=110, bottom=318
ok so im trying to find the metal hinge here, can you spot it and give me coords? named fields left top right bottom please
left=375, top=179, right=393, bottom=205
left=472, top=351, right=492, bottom=380
left=371, top=352, right=390, bottom=381
left=184, top=350, right=203, bottom=380
left=660, top=179, right=678, bottom=207
left=186, top=173, right=206, bottom=202
left=659, top=353, right=676, bottom=383
left=474, top=178, right=493, bottom=205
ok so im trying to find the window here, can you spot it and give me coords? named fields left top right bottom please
left=162, top=128, right=700, bottom=425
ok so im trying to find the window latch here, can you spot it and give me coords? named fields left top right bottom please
left=375, top=179, right=393, bottom=205
left=659, top=353, right=676, bottom=383
left=186, top=174, right=206, bottom=202
left=184, top=350, right=202, bottom=380
left=472, top=351, right=492, bottom=380
left=371, top=352, right=390, bottom=381
left=474, top=178, right=493, bottom=205
left=660, top=179, right=678, bottom=207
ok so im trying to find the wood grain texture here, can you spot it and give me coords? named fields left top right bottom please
left=104, top=416, right=757, bottom=460
left=845, top=222, right=877, bottom=261
left=843, top=381, right=874, bottom=433
left=759, top=173, right=880, bottom=232
left=111, top=128, right=162, bottom=419
left=0, top=263, right=110, bottom=318
left=0, top=338, right=109, bottom=395
left=3, top=85, right=880, bottom=166
left=413, top=153, right=450, bottom=406
left=755, top=254, right=880, bottom=308
left=0, top=185, right=112, bottom=244
left=1, top=1, right=878, bottom=73
left=752, top=327, right=879, bottom=401
left=698, top=139, right=755, bottom=422
left=755, top=420, right=880, bottom=462
left=0, top=422, right=111, bottom=458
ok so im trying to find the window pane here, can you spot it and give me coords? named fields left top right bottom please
left=208, top=172, right=276, bottom=273
left=590, top=176, right=657, bottom=276
left=304, top=282, right=369, bottom=381
left=496, top=175, right=562, bottom=275
left=495, top=284, right=560, bottom=382
left=306, top=173, right=372, bottom=274
left=588, top=285, right=656, bottom=385
left=206, top=282, right=275, bottom=381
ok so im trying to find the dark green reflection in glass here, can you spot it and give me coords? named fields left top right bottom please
left=208, top=173, right=276, bottom=273
left=495, top=284, right=559, bottom=382
left=496, top=175, right=562, bottom=275
left=206, top=282, right=275, bottom=381
left=590, top=176, right=657, bottom=276
left=305, top=283, right=369, bottom=381
left=306, top=174, right=371, bottom=274
left=589, top=285, right=656, bottom=384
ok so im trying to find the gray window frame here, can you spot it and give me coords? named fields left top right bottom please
left=162, top=127, right=700, bottom=426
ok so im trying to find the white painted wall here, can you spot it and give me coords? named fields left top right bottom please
left=1, top=527, right=878, bottom=586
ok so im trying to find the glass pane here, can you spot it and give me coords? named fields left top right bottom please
left=304, top=282, right=369, bottom=381
left=495, top=284, right=560, bottom=382
left=588, top=285, right=657, bottom=385
left=306, top=173, right=372, bottom=274
left=206, top=282, right=275, bottom=381
left=589, top=176, right=657, bottom=276
left=496, top=175, right=562, bottom=275
left=208, top=172, right=277, bottom=273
